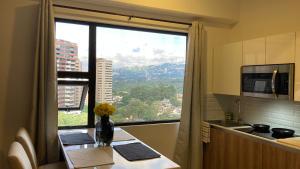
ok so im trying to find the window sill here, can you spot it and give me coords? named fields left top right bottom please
left=58, top=120, right=180, bottom=130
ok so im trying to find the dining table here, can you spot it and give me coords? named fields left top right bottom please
left=58, top=127, right=181, bottom=169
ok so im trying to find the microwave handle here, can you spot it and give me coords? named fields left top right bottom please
left=272, top=69, right=278, bottom=98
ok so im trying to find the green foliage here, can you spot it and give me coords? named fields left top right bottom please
left=58, top=111, right=87, bottom=126
left=111, top=84, right=181, bottom=123
left=58, top=80, right=183, bottom=126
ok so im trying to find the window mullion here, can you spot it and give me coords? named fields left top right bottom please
left=88, top=23, right=97, bottom=128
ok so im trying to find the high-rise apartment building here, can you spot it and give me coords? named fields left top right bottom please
left=56, top=39, right=82, bottom=108
left=96, top=58, right=113, bottom=103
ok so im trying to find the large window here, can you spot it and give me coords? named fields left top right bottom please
left=56, top=19, right=187, bottom=128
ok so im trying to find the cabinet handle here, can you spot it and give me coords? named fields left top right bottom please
left=272, top=69, right=278, bottom=98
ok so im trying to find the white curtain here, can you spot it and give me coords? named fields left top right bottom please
left=30, top=0, right=58, bottom=164
left=174, top=21, right=206, bottom=169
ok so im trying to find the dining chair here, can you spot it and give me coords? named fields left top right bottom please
left=8, top=141, right=32, bottom=169
left=15, top=128, right=66, bottom=169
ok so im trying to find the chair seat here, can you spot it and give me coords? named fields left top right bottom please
left=38, top=162, right=66, bottom=169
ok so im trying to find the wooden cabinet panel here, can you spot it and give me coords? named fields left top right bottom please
left=204, top=128, right=300, bottom=169
left=294, top=31, right=300, bottom=101
left=203, top=128, right=225, bottom=169
left=238, top=137, right=262, bottom=169
left=266, top=32, right=296, bottom=64
left=286, top=151, right=300, bottom=169
left=262, top=143, right=287, bottom=169
left=204, top=129, right=261, bottom=169
left=224, top=133, right=239, bottom=169
left=213, top=42, right=242, bottom=96
left=243, top=37, right=266, bottom=65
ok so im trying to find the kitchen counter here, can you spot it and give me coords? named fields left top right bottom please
left=207, top=121, right=300, bottom=154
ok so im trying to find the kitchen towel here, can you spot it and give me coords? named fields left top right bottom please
left=60, top=133, right=95, bottom=145
left=113, top=142, right=161, bottom=161
left=67, top=147, right=114, bottom=168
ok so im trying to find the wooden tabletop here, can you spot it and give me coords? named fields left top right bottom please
left=58, top=128, right=180, bottom=169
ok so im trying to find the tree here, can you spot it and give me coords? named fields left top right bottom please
left=115, top=98, right=157, bottom=121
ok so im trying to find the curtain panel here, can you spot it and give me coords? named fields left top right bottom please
left=30, top=0, right=58, bottom=164
left=174, top=21, right=206, bottom=169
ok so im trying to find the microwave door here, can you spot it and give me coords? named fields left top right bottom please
left=275, top=71, right=290, bottom=97
left=242, top=73, right=274, bottom=98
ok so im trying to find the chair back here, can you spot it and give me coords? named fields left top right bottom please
left=8, top=142, right=32, bottom=169
left=15, top=128, right=38, bottom=169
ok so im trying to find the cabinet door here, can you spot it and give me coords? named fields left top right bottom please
left=262, top=143, right=287, bottom=169
left=294, top=31, right=300, bottom=101
left=238, top=137, right=262, bottom=169
left=203, top=128, right=225, bottom=169
left=224, top=132, right=239, bottom=169
left=262, top=143, right=300, bottom=169
left=266, top=32, right=296, bottom=64
left=286, top=151, right=300, bottom=169
left=243, top=37, right=266, bottom=65
left=213, top=42, right=242, bottom=95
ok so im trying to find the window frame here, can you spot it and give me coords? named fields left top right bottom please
left=57, top=80, right=89, bottom=111
left=55, top=18, right=188, bottom=129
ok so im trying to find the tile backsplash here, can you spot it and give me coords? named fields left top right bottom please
left=206, top=94, right=300, bottom=133
left=205, top=94, right=234, bottom=120
left=239, top=97, right=300, bottom=133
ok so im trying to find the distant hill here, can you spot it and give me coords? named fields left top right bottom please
left=113, top=63, right=185, bottom=81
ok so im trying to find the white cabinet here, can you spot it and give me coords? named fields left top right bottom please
left=266, top=32, right=296, bottom=64
left=243, top=37, right=266, bottom=65
left=213, top=42, right=242, bottom=96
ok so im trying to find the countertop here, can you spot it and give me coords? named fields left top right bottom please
left=206, top=120, right=300, bottom=154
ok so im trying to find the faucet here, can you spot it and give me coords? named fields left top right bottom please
left=234, top=97, right=241, bottom=123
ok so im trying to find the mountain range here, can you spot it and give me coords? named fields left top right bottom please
left=113, top=63, right=185, bottom=81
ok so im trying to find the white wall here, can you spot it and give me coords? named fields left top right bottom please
left=0, top=0, right=240, bottom=168
left=0, top=0, right=39, bottom=168
left=229, top=0, right=300, bottom=42
left=109, top=0, right=240, bottom=23
left=56, top=0, right=240, bottom=24
left=121, top=123, right=179, bottom=160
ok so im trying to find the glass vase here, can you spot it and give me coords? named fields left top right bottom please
left=95, top=115, right=114, bottom=146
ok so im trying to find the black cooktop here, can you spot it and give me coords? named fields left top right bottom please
left=235, top=127, right=299, bottom=140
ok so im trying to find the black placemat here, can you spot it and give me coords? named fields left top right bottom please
left=113, top=142, right=161, bottom=161
left=60, top=133, right=95, bottom=145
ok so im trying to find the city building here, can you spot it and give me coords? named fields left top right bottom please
left=96, top=58, right=113, bottom=103
left=56, top=39, right=82, bottom=108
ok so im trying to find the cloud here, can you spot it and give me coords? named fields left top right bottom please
left=153, top=49, right=165, bottom=55
left=132, top=47, right=141, bottom=53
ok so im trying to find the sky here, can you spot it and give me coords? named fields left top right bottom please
left=55, top=22, right=187, bottom=70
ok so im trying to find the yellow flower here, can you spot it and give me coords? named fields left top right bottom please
left=94, top=103, right=116, bottom=116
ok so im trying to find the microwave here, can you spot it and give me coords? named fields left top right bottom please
left=241, top=64, right=294, bottom=100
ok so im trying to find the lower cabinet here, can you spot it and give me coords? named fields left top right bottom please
left=203, top=128, right=225, bottom=169
left=203, top=128, right=300, bottom=169
left=238, top=136, right=262, bottom=169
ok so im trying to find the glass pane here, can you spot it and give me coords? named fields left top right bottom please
left=55, top=22, right=89, bottom=72
left=58, top=85, right=88, bottom=126
left=96, top=27, right=187, bottom=123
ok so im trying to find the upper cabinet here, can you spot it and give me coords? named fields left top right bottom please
left=243, top=37, right=266, bottom=65
left=266, top=32, right=296, bottom=64
left=213, top=42, right=242, bottom=96
left=212, top=32, right=297, bottom=98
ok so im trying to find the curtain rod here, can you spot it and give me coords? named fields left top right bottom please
left=53, top=4, right=192, bottom=26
